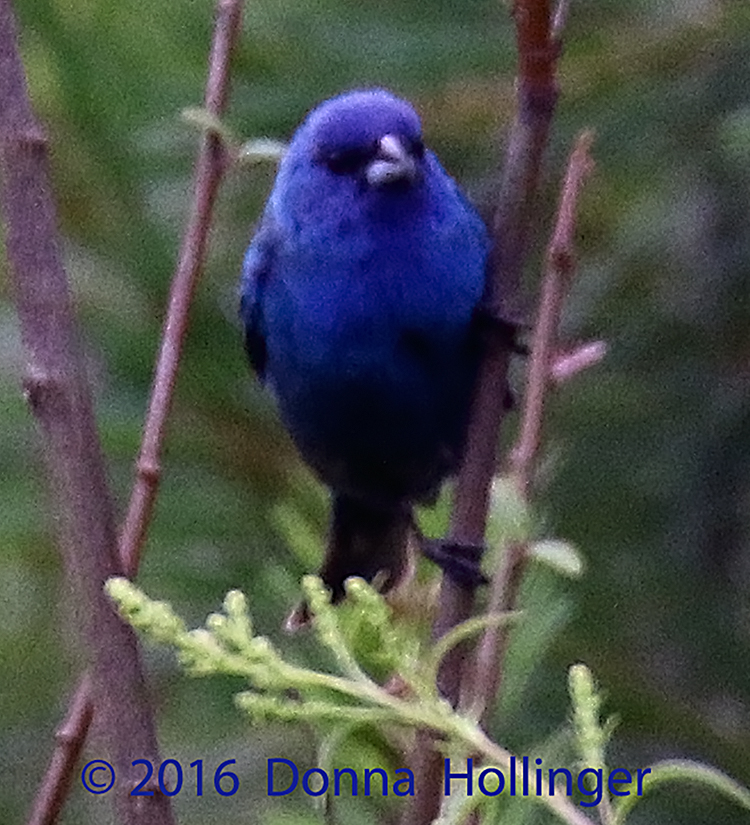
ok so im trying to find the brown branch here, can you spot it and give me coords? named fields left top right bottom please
left=0, top=1, right=177, bottom=823
left=512, top=130, right=595, bottom=494
left=26, top=675, right=94, bottom=825
left=17, top=0, right=245, bottom=822
left=470, top=130, right=596, bottom=726
left=402, top=2, right=562, bottom=823
left=119, top=0, right=242, bottom=577
left=27, top=674, right=97, bottom=825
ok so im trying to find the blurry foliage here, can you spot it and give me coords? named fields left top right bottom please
left=1, top=0, right=750, bottom=823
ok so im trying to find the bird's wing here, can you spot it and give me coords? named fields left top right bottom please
left=239, top=214, right=278, bottom=381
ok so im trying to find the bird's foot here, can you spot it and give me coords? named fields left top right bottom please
left=421, top=538, right=488, bottom=589
left=473, top=304, right=529, bottom=355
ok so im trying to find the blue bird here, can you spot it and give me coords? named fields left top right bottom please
left=240, top=89, right=489, bottom=611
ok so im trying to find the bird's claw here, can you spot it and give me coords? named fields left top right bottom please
left=473, top=304, right=528, bottom=355
left=421, top=538, right=489, bottom=589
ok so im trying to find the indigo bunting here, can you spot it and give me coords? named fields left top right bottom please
left=240, top=89, right=489, bottom=610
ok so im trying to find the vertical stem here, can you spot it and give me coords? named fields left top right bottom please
left=471, top=131, right=595, bottom=727
left=7, top=0, right=245, bottom=822
left=120, top=0, right=243, bottom=576
left=402, top=3, right=561, bottom=823
left=0, top=1, right=177, bottom=822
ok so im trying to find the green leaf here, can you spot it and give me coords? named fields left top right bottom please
left=529, top=539, right=585, bottom=578
left=612, top=759, right=750, bottom=824
left=238, top=138, right=287, bottom=164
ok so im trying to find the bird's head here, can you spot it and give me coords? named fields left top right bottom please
left=277, top=89, right=429, bottom=207
left=306, top=89, right=425, bottom=190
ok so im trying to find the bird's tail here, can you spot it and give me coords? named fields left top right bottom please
left=285, top=494, right=413, bottom=631
left=322, top=494, right=413, bottom=601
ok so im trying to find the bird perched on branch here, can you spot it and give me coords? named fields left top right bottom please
left=240, top=89, right=489, bottom=619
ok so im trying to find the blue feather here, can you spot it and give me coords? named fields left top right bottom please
left=241, top=89, right=490, bottom=602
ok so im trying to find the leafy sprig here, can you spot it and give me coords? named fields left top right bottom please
left=107, top=577, right=750, bottom=825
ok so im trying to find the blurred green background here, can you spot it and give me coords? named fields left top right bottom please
left=2, top=0, right=750, bottom=823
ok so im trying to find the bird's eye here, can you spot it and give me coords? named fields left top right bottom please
left=323, top=145, right=376, bottom=176
left=409, top=137, right=425, bottom=159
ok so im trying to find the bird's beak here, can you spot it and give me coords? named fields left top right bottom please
left=365, top=134, right=418, bottom=188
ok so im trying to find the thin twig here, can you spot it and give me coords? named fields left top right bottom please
left=26, top=675, right=94, bottom=825
left=402, top=3, right=562, bottom=824
left=19, top=1, right=244, bottom=822
left=552, top=0, right=572, bottom=41
left=0, top=1, right=178, bottom=822
left=470, top=130, right=595, bottom=726
left=512, top=130, right=595, bottom=494
left=120, top=0, right=242, bottom=576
